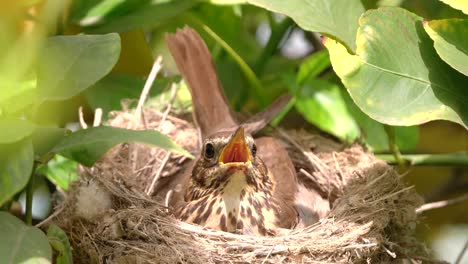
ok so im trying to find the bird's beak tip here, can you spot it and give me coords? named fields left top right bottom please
left=218, top=127, right=251, bottom=164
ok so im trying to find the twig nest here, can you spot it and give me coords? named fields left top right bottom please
left=51, top=108, right=429, bottom=263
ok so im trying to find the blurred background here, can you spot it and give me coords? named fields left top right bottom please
left=1, top=0, right=467, bottom=262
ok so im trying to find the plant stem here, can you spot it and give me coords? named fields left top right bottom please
left=254, top=17, right=294, bottom=75
left=377, top=153, right=468, bottom=166
left=383, top=125, right=406, bottom=168
left=25, top=162, right=38, bottom=225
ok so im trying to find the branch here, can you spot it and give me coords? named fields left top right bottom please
left=377, top=153, right=468, bottom=166
left=416, top=192, right=468, bottom=214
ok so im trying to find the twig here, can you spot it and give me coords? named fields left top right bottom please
left=416, top=192, right=468, bottom=214
left=145, top=152, right=171, bottom=196
left=135, top=56, right=163, bottom=121
left=376, top=153, right=468, bottom=167
left=165, top=189, right=173, bottom=212
left=158, top=83, right=178, bottom=128
left=261, top=246, right=275, bottom=264
left=384, top=125, right=406, bottom=169
left=455, top=239, right=468, bottom=264
left=93, top=108, right=102, bottom=127
left=78, top=106, right=87, bottom=129
left=36, top=204, right=65, bottom=228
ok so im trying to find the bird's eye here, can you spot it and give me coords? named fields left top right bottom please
left=204, top=143, right=215, bottom=159
left=252, top=144, right=257, bottom=157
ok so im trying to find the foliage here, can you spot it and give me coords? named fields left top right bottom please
left=0, top=0, right=466, bottom=262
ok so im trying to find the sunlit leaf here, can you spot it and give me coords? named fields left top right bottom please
left=0, top=118, right=35, bottom=144
left=247, top=0, right=365, bottom=51
left=293, top=78, right=360, bottom=142
left=38, top=155, right=78, bottom=191
left=297, top=50, right=331, bottom=84
left=424, top=19, right=468, bottom=76
left=85, top=0, right=198, bottom=33
left=0, top=212, right=52, bottom=263
left=325, top=7, right=468, bottom=129
left=77, top=0, right=149, bottom=27
left=37, top=34, right=121, bottom=100
left=438, top=0, right=468, bottom=14
left=47, top=224, right=72, bottom=264
left=52, top=126, right=193, bottom=166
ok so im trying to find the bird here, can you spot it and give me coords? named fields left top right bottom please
left=165, top=27, right=328, bottom=236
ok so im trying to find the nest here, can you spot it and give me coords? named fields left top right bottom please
left=49, top=106, right=431, bottom=263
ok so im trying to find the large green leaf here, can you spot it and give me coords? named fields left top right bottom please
left=31, top=126, right=69, bottom=159
left=341, top=89, right=419, bottom=152
left=424, top=19, right=468, bottom=76
left=0, top=139, right=34, bottom=206
left=85, top=73, right=179, bottom=114
left=51, top=126, right=193, bottom=166
left=37, top=34, right=121, bottom=101
left=325, top=7, right=468, bottom=129
left=47, top=224, right=72, bottom=264
left=85, top=0, right=198, bottom=33
left=0, top=212, right=52, bottom=263
left=0, top=118, right=35, bottom=144
left=247, top=0, right=365, bottom=51
left=438, top=0, right=468, bottom=14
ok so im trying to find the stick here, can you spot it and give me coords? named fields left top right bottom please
left=416, top=192, right=468, bottom=214
left=135, top=56, right=163, bottom=121
left=145, top=152, right=171, bottom=196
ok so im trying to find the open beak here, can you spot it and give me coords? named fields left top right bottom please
left=218, top=127, right=252, bottom=165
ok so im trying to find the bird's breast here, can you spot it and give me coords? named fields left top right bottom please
left=176, top=170, right=286, bottom=236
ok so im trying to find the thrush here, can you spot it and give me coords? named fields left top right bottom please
left=165, top=27, right=328, bottom=236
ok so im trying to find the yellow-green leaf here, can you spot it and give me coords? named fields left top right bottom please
left=424, top=19, right=468, bottom=76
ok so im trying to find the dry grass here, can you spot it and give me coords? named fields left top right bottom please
left=49, top=105, right=432, bottom=263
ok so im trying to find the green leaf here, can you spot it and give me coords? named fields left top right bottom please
left=289, top=76, right=360, bottom=142
left=0, top=118, right=35, bottom=144
left=78, top=0, right=149, bottom=27
left=0, top=78, right=37, bottom=115
left=37, top=34, right=121, bottom=101
left=85, top=73, right=179, bottom=115
left=297, top=50, right=331, bottom=84
left=32, top=126, right=69, bottom=159
left=342, top=89, right=419, bottom=152
left=0, top=139, right=34, bottom=206
left=85, top=0, right=198, bottom=33
left=51, top=126, right=193, bottom=166
left=38, top=155, right=78, bottom=191
left=247, top=0, right=365, bottom=51
left=438, top=0, right=468, bottom=14
left=424, top=19, right=468, bottom=76
left=325, top=7, right=468, bottom=129
left=47, top=224, right=72, bottom=264
left=0, top=212, right=52, bottom=263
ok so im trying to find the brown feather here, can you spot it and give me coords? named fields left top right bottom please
left=166, top=27, right=237, bottom=137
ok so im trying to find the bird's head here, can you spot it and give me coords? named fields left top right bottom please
left=191, top=127, right=268, bottom=189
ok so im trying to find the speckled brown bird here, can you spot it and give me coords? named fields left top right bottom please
left=165, top=27, right=328, bottom=236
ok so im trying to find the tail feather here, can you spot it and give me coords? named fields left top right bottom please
left=166, top=27, right=237, bottom=138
